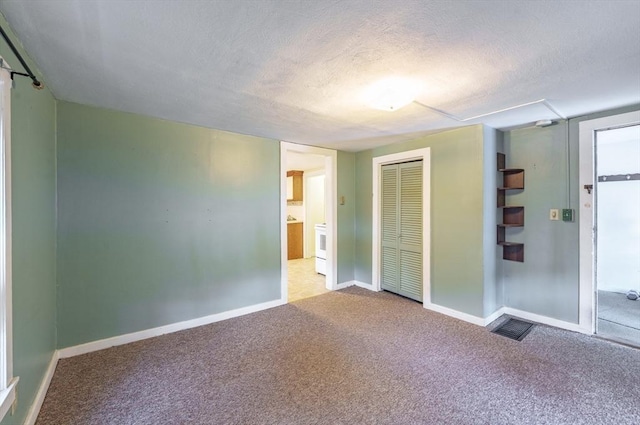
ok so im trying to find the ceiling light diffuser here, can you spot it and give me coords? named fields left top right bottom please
left=364, top=77, right=422, bottom=112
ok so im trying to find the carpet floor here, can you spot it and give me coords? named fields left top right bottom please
left=37, top=287, right=640, bottom=425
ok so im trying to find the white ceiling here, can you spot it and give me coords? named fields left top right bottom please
left=1, top=0, right=639, bottom=152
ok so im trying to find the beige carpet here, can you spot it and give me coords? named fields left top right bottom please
left=36, top=287, right=640, bottom=425
left=288, top=257, right=328, bottom=302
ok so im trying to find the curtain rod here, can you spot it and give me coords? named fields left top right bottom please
left=0, top=24, right=43, bottom=89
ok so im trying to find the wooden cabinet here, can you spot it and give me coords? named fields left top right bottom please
left=287, top=170, right=303, bottom=201
left=497, top=153, right=525, bottom=262
left=287, top=222, right=303, bottom=260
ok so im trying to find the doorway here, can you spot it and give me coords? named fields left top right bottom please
left=579, top=111, right=640, bottom=346
left=595, top=124, right=640, bottom=344
left=280, top=142, right=337, bottom=303
left=285, top=154, right=327, bottom=302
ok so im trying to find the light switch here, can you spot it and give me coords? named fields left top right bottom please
left=562, top=209, right=574, bottom=222
left=550, top=209, right=559, bottom=221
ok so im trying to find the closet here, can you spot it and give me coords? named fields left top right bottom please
left=380, top=160, right=423, bottom=301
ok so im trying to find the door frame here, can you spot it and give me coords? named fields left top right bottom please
left=372, top=148, right=431, bottom=302
left=280, top=142, right=337, bottom=302
left=578, top=110, right=640, bottom=334
left=0, top=57, right=17, bottom=420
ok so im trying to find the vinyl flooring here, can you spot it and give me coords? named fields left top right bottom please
left=597, top=290, right=640, bottom=346
left=287, top=257, right=329, bottom=302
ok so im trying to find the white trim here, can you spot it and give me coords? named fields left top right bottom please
left=334, top=280, right=375, bottom=291
left=335, top=280, right=356, bottom=290
left=280, top=145, right=288, bottom=302
left=371, top=148, right=431, bottom=303
left=354, top=280, right=373, bottom=290
left=0, top=377, right=17, bottom=421
left=0, top=58, right=14, bottom=422
left=578, top=111, right=640, bottom=335
left=23, top=352, right=59, bottom=425
left=281, top=142, right=338, bottom=301
left=423, top=303, right=587, bottom=333
left=58, top=298, right=285, bottom=358
left=424, top=302, right=487, bottom=326
left=483, top=308, right=506, bottom=326
left=501, top=307, right=588, bottom=335
left=329, top=275, right=586, bottom=334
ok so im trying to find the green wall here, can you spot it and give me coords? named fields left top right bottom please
left=354, top=150, right=373, bottom=285
left=337, top=151, right=355, bottom=283
left=0, top=14, right=57, bottom=425
left=503, top=104, right=640, bottom=323
left=482, top=127, right=501, bottom=317
left=502, top=122, right=577, bottom=322
left=354, top=125, right=489, bottom=317
left=56, top=102, right=282, bottom=348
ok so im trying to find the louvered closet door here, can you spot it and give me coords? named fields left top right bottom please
left=380, top=161, right=423, bottom=302
left=381, top=164, right=399, bottom=295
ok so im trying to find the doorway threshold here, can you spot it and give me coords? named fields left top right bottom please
left=593, top=334, right=640, bottom=350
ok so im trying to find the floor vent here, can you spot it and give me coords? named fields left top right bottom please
left=492, top=318, right=534, bottom=341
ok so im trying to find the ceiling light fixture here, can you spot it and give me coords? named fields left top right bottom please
left=364, top=77, right=422, bottom=112
left=535, top=119, right=554, bottom=127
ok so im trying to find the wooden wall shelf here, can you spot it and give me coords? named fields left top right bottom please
left=499, top=170, right=525, bottom=189
left=497, top=153, right=524, bottom=262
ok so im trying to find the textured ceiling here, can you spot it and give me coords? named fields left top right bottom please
left=1, top=0, right=639, bottom=152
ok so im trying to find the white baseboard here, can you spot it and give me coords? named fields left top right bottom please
left=354, top=280, right=375, bottom=290
left=335, top=280, right=356, bottom=290
left=335, top=280, right=376, bottom=290
left=23, top=350, right=59, bottom=425
left=424, top=302, right=486, bottom=326
left=423, top=303, right=588, bottom=335
left=346, top=284, right=586, bottom=335
left=501, top=307, right=589, bottom=334
left=483, top=308, right=506, bottom=326
left=58, top=298, right=286, bottom=359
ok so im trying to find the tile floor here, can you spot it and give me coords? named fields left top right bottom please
left=288, top=257, right=329, bottom=302
left=597, top=290, right=640, bottom=347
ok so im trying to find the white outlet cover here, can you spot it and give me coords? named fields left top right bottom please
left=550, top=209, right=559, bottom=220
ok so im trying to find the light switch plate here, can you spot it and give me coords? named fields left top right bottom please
left=562, top=209, right=574, bottom=222
left=550, top=209, right=559, bottom=220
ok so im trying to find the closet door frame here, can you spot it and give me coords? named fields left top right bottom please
left=372, top=148, right=431, bottom=303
